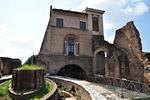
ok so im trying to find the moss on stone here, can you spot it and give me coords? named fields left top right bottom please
left=17, top=65, right=42, bottom=70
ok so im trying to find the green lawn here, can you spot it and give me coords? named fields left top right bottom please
left=17, top=64, right=42, bottom=70
left=0, top=80, right=11, bottom=96
left=0, top=79, right=53, bottom=100
left=30, top=79, right=53, bottom=100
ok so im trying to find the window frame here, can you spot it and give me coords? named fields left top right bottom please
left=56, top=18, right=63, bottom=28
left=92, top=17, right=99, bottom=32
left=80, top=21, right=86, bottom=31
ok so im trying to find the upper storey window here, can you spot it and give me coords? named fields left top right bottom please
left=80, top=21, right=86, bottom=30
left=56, top=18, right=63, bottom=28
left=92, top=17, right=99, bottom=32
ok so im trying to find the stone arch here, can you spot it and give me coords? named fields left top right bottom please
left=94, top=47, right=109, bottom=57
left=93, top=47, right=109, bottom=75
left=57, top=64, right=86, bottom=79
left=64, top=34, right=79, bottom=42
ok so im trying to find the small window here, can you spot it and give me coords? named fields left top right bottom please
left=56, top=18, right=63, bottom=28
left=92, top=17, right=99, bottom=31
left=80, top=21, right=86, bottom=30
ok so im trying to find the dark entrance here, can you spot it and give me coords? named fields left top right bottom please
left=57, top=64, right=86, bottom=79
left=96, top=51, right=105, bottom=75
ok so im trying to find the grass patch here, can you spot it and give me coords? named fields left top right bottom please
left=18, top=64, right=42, bottom=70
left=0, top=80, right=11, bottom=96
left=0, top=79, right=53, bottom=100
left=30, top=80, right=53, bottom=100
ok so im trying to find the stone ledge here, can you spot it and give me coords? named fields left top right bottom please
left=9, top=78, right=57, bottom=100
left=48, top=76, right=92, bottom=100
left=41, top=78, right=57, bottom=100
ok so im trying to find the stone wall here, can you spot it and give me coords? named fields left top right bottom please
left=114, top=21, right=143, bottom=61
left=0, top=57, right=21, bottom=76
left=112, top=21, right=144, bottom=81
left=37, top=54, right=93, bottom=75
left=40, top=26, right=93, bottom=57
left=51, top=9, right=88, bottom=29
left=9, top=79, right=57, bottom=100
left=93, top=21, right=144, bottom=81
left=49, top=76, right=92, bottom=100
left=143, top=52, right=150, bottom=83
left=12, top=69, right=45, bottom=91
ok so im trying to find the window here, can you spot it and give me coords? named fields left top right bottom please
left=92, top=17, right=99, bottom=31
left=68, top=39, right=75, bottom=56
left=56, top=18, right=63, bottom=28
left=64, top=35, right=79, bottom=56
left=80, top=21, right=86, bottom=30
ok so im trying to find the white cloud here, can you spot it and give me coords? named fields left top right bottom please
left=0, top=0, right=149, bottom=63
left=124, top=2, right=149, bottom=16
left=0, top=25, right=38, bottom=63
left=78, top=0, right=149, bottom=43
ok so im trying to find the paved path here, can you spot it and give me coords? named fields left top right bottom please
left=0, top=75, right=12, bottom=81
left=49, top=76, right=127, bottom=100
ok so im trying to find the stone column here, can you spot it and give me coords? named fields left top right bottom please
left=87, top=14, right=93, bottom=31
left=64, top=41, right=67, bottom=55
left=99, top=15, right=104, bottom=35
left=74, top=41, right=76, bottom=56
left=75, top=42, right=79, bottom=56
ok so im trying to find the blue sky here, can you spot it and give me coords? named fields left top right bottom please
left=0, top=0, right=149, bottom=63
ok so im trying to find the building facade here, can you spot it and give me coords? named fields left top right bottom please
left=37, top=6, right=143, bottom=81
left=37, top=6, right=105, bottom=79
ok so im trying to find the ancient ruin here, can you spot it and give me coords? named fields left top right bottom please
left=143, top=52, right=150, bottom=83
left=8, top=65, right=57, bottom=100
left=0, top=57, right=21, bottom=77
left=37, top=6, right=146, bottom=82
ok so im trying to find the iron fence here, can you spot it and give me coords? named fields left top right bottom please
left=87, top=74, right=150, bottom=95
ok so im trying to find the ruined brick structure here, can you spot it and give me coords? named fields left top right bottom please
left=143, top=52, right=150, bottom=83
left=37, top=6, right=144, bottom=81
left=0, top=57, right=21, bottom=76
left=12, top=69, right=45, bottom=91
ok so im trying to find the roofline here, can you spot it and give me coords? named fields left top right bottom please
left=52, top=8, right=88, bottom=15
left=85, top=7, right=105, bottom=14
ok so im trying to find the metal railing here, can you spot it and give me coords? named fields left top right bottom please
left=87, top=74, right=150, bottom=95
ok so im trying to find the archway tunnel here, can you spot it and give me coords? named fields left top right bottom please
left=57, top=64, right=86, bottom=80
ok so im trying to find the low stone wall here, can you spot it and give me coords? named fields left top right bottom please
left=49, top=77, right=92, bottom=100
left=9, top=78, right=57, bottom=100
left=12, top=69, right=45, bottom=91
left=41, top=79, right=57, bottom=100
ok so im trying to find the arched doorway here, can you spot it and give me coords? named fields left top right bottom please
left=57, top=64, right=86, bottom=79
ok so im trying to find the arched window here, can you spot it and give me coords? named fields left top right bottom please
left=64, top=35, right=79, bottom=56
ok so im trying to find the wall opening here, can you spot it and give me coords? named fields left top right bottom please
left=57, top=64, right=86, bottom=79
left=96, top=51, right=105, bottom=75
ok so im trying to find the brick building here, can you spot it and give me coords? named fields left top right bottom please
left=37, top=6, right=105, bottom=79
left=37, top=6, right=143, bottom=81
